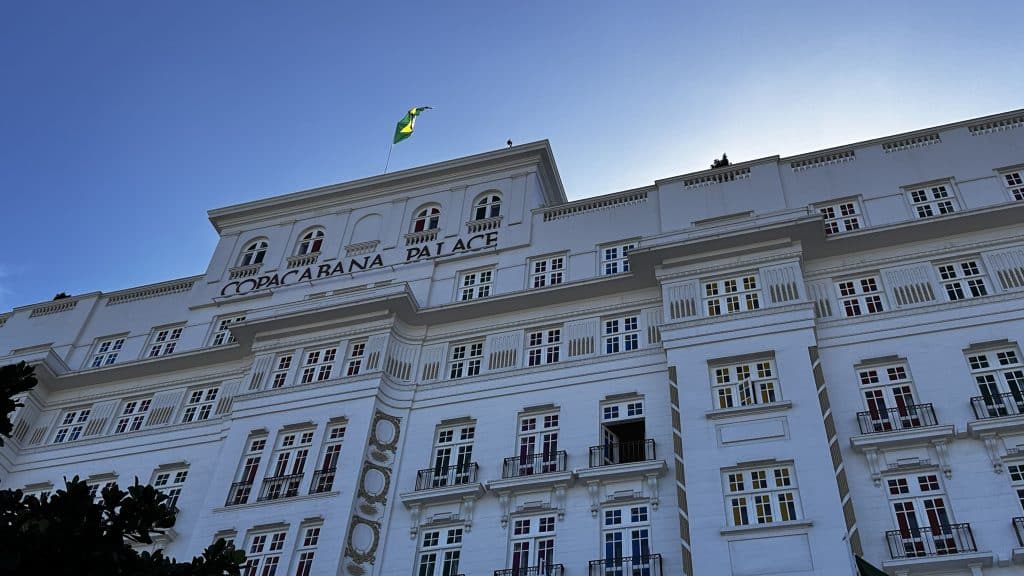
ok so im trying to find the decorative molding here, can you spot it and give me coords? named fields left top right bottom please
left=541, top=190, right=648, bottom=221
left=789, top=150, right=855, bottom=172
left=969, top=114, right=1024, bottom=135
left=683, top=168, right=750, bottom=188
left=29, top=300, right=78, bottom=318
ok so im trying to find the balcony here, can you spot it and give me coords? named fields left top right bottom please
left=224, top=481, right=253, bottom=507
left=415, top=463, right=480, bottom=490
left=309, top=467, right=336, bottom=494
left=967, top=393, right=1024, bottom=442
left=466, top=216, right=502, bottom=233
left=405, top=229, right=438, bottom=246
left=286, top=252, right=319, bottom=269
left=257, top=474, right=304, bottom=502
left=588, top=554, right=663, bottom=576
left=503, top=452, right=567, bottom=478
left=494, top=564, right=564, bottom=576
left=857, top=404, right=938, bottom=434
left=882, top=523, right=992, bottom=574
left=589, top=439, right=656, bottom=467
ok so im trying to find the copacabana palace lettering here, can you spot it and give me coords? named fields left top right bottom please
left=220, top=231, right=498, bottom=296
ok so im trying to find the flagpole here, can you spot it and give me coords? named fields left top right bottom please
left=384, top=143, right=394, bottom=174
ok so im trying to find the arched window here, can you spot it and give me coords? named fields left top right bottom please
left=296, top=228, right=325, bottom=255
left=412, top=205, right=441, bottom=232
left=240, top=240, right=268, bottom=266
left=474, top=193, right=501, bottom=220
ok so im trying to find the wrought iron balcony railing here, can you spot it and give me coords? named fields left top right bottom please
left=589, top=439, right=656, bottom=467
left=502, top=451, right=568, bottom=479
left=415, top=462, right=480, bottom=490
left=588, top=554, right=663, bottom=576
left=309, top=467, right=336, bottom=494
left=971, top=392, right=1024, bottom=419
left=257, top=473, right=304, bottom=502
left=885, top=523, right=977, bottom=559
left=857, top=403, right=938, bottom=434
left=224, top=481, right=253, bottom=507
left=494, top=564, right=565, bottom=576
left=1014, top=517, right=1024, bottom=547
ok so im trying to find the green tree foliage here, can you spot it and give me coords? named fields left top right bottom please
left=1, top=363, right=244, bottom=575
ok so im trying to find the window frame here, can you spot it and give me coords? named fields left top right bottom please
left=291, top=523, right=322, bottom=576
left=152, top=467, right=189, bottom=510
left=935, top=258, right=990, bottom=301
left=430, top=423, right=476, bottom=487
left=509, top=514, right=557, bottom=573
left=601, top=241, right=637, bottom=276
left=52, top=407, right=91, bottom=443
left=456, top=267, right=494, bottom=301
left=416, top=525, right=464, bottom=576
left=296, top=228, right=325, bottom=256
left=835, top=275, right=885, bottom=317
left=311, top=423, right=345, bottom=493
left=603, top=314, right=640, bottom=354
left=270, top=352, right=294, bottom=389
left=529, top=254, right=567, bottom=289
left=299, top=346, right=338, bottom=384
left=905, top=182, right=960, bottom=219
left=1001, top=169, right=1024, bottom=201
left=473, top=192, right=502, bottom=221
left=526, top=327, right=562, bottom=367
left=967, top=346, right=1024, bottom=417
left=89, top=336, right=126, bottom=368
left=710, top=357, right=780, bottom=410
left=242, top=528, right=288, bottom=576
left=181, top=385, right=219, bottom=423
left=447, top=341, right=484, bottom=379
left=601, top=503, right=652, bottom=563
left=211, top=314, right=246, bottom=346
left=703, top=273, right=762, bottom=317
left=345, top=340, right=367, bottom=376
left=239, top=239, right=269, bottom=267
left=114, top=397, right=152, bottom=434
left=146, top=325, right=183, bottom=358
left=723, top=463, right=801, bottom=527
left=816, top=198, right=864, bottom=235
left=412, top=205, right=442, bottom=233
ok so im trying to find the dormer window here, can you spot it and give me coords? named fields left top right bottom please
left=240, top=240, right=268, bottom=266
left=413, top=206, right=441, bottom=232
left=296, top=228, right=324, bottom=255
left=474, top=193, right=501, bottom=220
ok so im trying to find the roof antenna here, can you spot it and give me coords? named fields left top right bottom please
left=507, top=139, right=513, bottom=148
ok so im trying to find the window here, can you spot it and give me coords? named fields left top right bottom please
left=936, top=259, right=989, bottom=301
left=417, top=526, right=464, bottom=576
left=530, top=255, right=565, bottom=288
left=597, top=398, right=648, bottom=466
left=457, top=268, right=493, bottom=301
left=724, top=464, right=801, bottom=526
left=240, top=240, right=269, bottom=267
left=291, top=524, right=321, bottom=576
left=90, top=337, right=125, bottom=368
left=430, top=423, right=475, bottom=487
left=212, top=314, right=246, bottom=346
left=967, top=347, right=1024, bottom=417
left=712, top=358, right=779, bottom=409
left=346, top=340, right=366, bottom=376
left=227, top=435, right=267, bottom=506
left=1008, top=464, right=1024, bottom=511
left=114, top=398, right=151, bottom=433
left=270, top=353, right=294, bottom=389
left=512, top=412, right=560, bottom=476
left=886, top=473, right=958, bottom=557
left=602, top=242, right=636, bottom=275
left=836, top=276, right=885, bottom=317
left=817, top=200, right=862, bottom=235
left=448, top=341, right=483, bottom=379
left=299, top=346, right=337, bottom=384
left=858, top=363, right=927, bottom=432
left=474, top=192, right=502, bottom=220
left=527, top=328, right=561, bottom=367
left=509, top=515, right=556, bottom=574
left=413, top=205, right=441, bottom=232
left=243, top=529, right=288, bottom=576
left=602, top=504, right=652, bottom=571
left=181, top=385, right=219, bottom=423
left=87, top=477, right=117, bottom=500
left=147, top=326, right=183, bottom=357
left=704, top=274, right=761, bottom=316
left=152, top=468, right=189, bottom=510
left=1003, top=170, right=1024, bottom=201
left=907, top=184, right=959, bottom=218
left=260, top=429, right=314, bottom=501
left=604, top=315, right=640, bottom=354
left=311, top=423, right=345, bottom=494
left=296, top=228, right=324, bottom=255
left=53, top=408, right=90, bottom=443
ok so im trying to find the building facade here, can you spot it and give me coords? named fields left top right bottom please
left=3, top=110, right=1024, bottom=576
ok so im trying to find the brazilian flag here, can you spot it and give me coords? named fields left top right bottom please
left=855, top=555, right=888, bottom=576
left=393, top=106, right=432, bottom=144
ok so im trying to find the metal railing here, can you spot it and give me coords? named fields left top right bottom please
left=588, top=554, right=663, bottom=576
left=494, top=564, right=565, bottom=576
left=257, top=474, right=304, bottom=502
left=589, top=439, right=656, bottom=467
left=971, top=392, right=1024, bottom=419
left=1014, top=517, right=1024, bottom=547
left=857, top=403, right=937, bottom=434
left=415, top=462, right=479, bottom=490
left=309, top=468, right=336, bottom=494
left=885, top=523, right=977, bottom=559
left=502, top=451, right=568, bottom=479
left=224, top=481, right=253, bottom=507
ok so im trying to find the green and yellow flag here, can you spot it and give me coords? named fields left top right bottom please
left=855, top=556, right=888, bottom=576
left=393, top=106, right=432, bottom=144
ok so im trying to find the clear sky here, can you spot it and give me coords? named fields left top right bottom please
left=2, top=1, right=1022, bottom=311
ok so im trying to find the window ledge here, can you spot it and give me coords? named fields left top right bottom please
left=720, top=519, right=813, bottom=536
left=228, top=264, right=262, bottom=279
left=850, top=425, right=955, bottom=452
left=213, top=490, right=339, bottom=513
left=882, top=550, right=994, bottom=574
left=399, top=482, right=486, bottom=507
left=466, top=216, right=502, bottom=233
left=487, top=470, right=574, bottom=493
left=576, top=459, right=667, bottom=482
left=706, top=401, right=793, bottom=420
left=967, top=414, right=1024, bottom=437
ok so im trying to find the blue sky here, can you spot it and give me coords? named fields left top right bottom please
left=2, top=1, right=1023, bottom=310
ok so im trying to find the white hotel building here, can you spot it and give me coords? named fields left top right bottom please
left=3, top=110, right=1024, bottom=576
